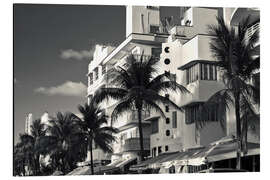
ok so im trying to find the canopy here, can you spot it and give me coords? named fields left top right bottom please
left=177, top=136, right=260, bottom=166
left=115, top=157, right=137, bottom=168
left=129, top=152, right=178, bottom=171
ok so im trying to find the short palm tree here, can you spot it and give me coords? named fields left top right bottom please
left=77, top=101, right=119, bottom=175
left=94, top=54, right=188, bottom=161
left=39, top=112, right=86, bottom=174
left=204, top=16, right=260, bottom=169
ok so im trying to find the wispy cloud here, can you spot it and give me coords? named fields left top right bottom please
left=60, top=49, right=94, bottom=61
left=34, top=81, right=87, bottom=97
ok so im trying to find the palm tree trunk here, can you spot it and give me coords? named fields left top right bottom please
left=235, top=92, right=242, bottom=169
left=137, top=108, right=145, bottom=162
left=89, top=139, right=94, bottom=175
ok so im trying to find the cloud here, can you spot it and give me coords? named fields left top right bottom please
left=60, top=49, right=94, bottom=60
left=34, top=81, right=87, bottom=97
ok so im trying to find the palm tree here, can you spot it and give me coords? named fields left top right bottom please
left=39, top=112, right=87, bottom=174
left=13, top=119, right=46, bottom=176
left=94, top=54, right=188, bottom=161
left=77, top=101, right=119, bottom=175
left=204, top=16, right=260, bottom=169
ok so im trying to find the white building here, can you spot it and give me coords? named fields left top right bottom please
left=86, top=6, right=260, bottom=168
left=25, top=113, right=33, bottom=135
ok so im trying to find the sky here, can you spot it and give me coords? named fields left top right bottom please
left=13, top=4, right=180, bottom=144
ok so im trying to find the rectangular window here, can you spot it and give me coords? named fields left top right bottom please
left=150, top=25, right=160, bottom=34
left=209, top=65, right=213, bottom=80
left=204, top=64, right=208, bottom=80
left=102, top=64, right=106, bottom=75
left=165, top=145, right=169, bottom=152
left=186, top=69, right=189, bottom=84
left=200, top=63, right=203, bottom=80
left=158, top=146, right=162, bottom=154
left=152, top=147, right=157, bottom=157
left=172, top=111, right=177, bottom=128
left=185, top=103, right=221, bottom=124
left=94, top=67, right=99, bottom=80
left=151, top=48, right=162, bottom=58
left=165, top=105, right=169, bottom=112
left=151, top=119, right=159, bottom=134
left=185, top=104, right=200, bottom=124
left=89, top=73, right=93, bottom=85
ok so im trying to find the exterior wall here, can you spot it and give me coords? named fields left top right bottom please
left=126, top=6, right=160, bottom=37
left=150, top=106, right=183, bottom=155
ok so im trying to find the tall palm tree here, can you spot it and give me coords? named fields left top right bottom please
left=39, top=112, right=87, bottom=174
left=203, top=16, right=260, bottom=169
left=77, top=101, right=119, bottom=175
left=94, top=54, right=188, bottom=161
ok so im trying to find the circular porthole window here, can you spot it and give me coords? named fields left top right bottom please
left=164, top=58, right=170, bottom=65
left=166, top=130, right=170, bottom=136
left=164, top=47, right=170, bottom=53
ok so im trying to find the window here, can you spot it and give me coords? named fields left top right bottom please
left=166, top=117, right=170, bottom=124
left=152, top=48, right=162, bottom=58
left=166, top=130, right=170, bottom=136
left=150, top=25, right=160, bottom=34
left=165, top=105, right=169, bottom=112
left=102, top=64, right=106, bottom=75
left=164, top=47, right=170, bottom=53
left=89, top=73, right=93, bottom=85
left=185, top=103, right=221, bottom=125
left=158, top=146, right=162, bottom=154
left=186, top=63, right=217, bottom=84
left=172, top=111, right=177, bottom=128
left=164, top=58, right=171, bottom=65
left=135, top=128, right=139, bottom=137
left=94, top=67, right=99, bottom=80
left=151, top=119, right=159, bottom=134
left=165, top=145, right=169, bottom=152
left=152, top=147, right=157, bottom=157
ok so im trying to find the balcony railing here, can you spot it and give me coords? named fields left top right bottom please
left=245, top=22, right=260, bottom=42
left=122, top=138, right=150, bottom=152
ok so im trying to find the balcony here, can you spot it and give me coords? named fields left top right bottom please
left=181, top=34, right=215, bottom=67
left=122, top=138, right=150, bottom=152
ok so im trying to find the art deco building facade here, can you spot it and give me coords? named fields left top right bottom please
left=86, top=6, right=260, bottom=168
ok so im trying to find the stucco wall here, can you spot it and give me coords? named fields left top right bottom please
left=126, top=6, right=160, bottom=37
